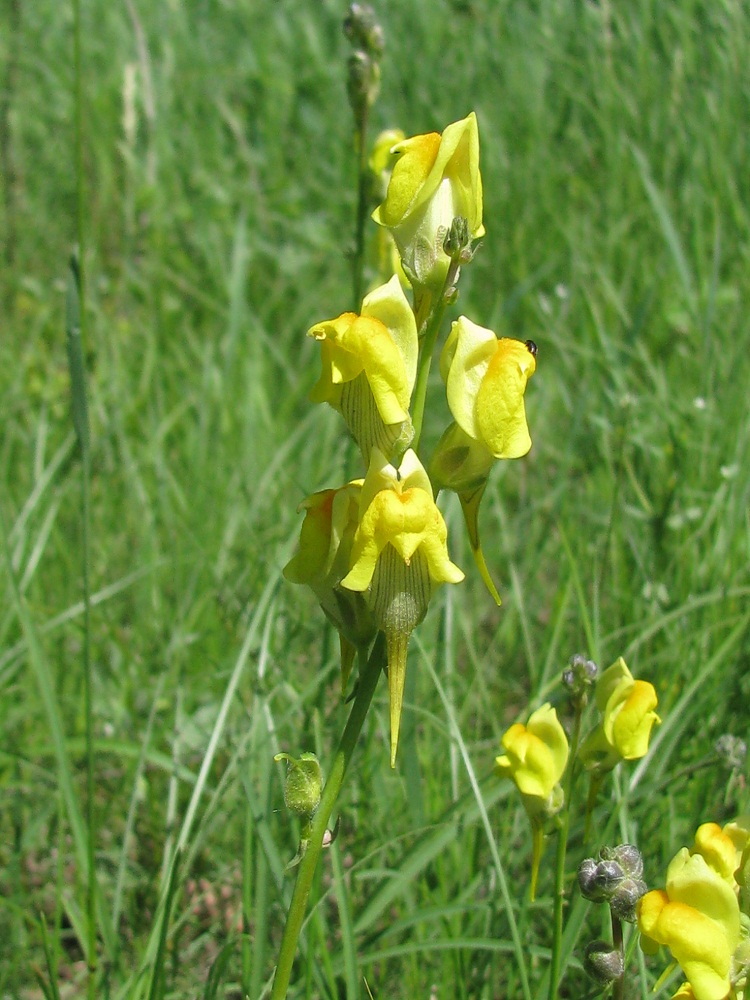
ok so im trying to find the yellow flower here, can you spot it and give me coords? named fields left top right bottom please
left=430, top=318, right=537, bottom=604
left=441, top=317, right=536, bottom=460
left=638, top=848, right=741, bottom=1000
left=580, top=657, right=660, bottom=773
left=308, top=274, right=418, bottom=464
left=341, top=448, right=464, bottom=765
left=284, top=482, right=376, bottom=693
left=495, top=703, right=569, bottom=806
left=372, top=113, right=484, bottom=290
left=495, top=703, right=569, bottom=899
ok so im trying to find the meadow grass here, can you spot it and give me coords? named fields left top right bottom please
left=1, top=0, right=749, bottom=997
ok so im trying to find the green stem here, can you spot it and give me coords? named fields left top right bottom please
left=352, top=110, right=370, bottom=311
left=548, top=701, right=584, bottom=1000
left=270, top=635, right=385, bottom=1000
left=410, top=260, right=460, bottom=451
left=611, top=912, right=624, bottom=1000
left=71, top=1, right=96, bottom=986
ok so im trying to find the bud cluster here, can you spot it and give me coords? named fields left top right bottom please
left=343, top=4, right=384, bottom=122
left=562, top=653, right=598, bottom=705
left=578, top=844, right=647, bottom=923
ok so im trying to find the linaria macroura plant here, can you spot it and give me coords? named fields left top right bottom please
left=271, top=5, right=537, bottom=997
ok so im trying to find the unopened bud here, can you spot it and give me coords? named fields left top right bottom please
left=584, top=941, right=623, bottom=984
left=577, top=856, right=624, bottom=901
left=275, top=752, right=323, bottom=818
left=343, top=3, right=384, bottom=57
left=562, top=653, right=598, bottom=701
left=609, top=877, right=647, bottom=922
left=443, top=217, right=470, bottom=259
left=600, top=843, right=644, bottom=879
left=347, top=50, right=381, bottom=117
left=715, top=734, right=747, bottom=770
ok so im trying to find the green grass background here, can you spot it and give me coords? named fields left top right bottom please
left=2, top=0, right=749, bottom=996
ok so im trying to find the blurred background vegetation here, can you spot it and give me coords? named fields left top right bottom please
left=1, top=0, right=749, bottom=996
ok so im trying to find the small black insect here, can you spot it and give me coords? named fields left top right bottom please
left=525, top=339, right=538, bottom=358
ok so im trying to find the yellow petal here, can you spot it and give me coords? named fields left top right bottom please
left=361, top=274, right=418, bottom=394
left=443, top=317, right=497, bottom=439
left=444, top=318, right=536, bottom=458
left=666, top=851, right=740, bottom=949
left=283, top=490, right=336, bottom=584
left=606, top=679, right=660, bottom=759
left=650, top=901, right=732, bottom=1000
left=496, top=704, right=569, bottom=799
left=475, top=338, right=535, bottom=458
left=595, top=657, right=634, bottom=712
left=692, top=823, right=739, bottom=884
left=373, top=131, right=441, bottom=227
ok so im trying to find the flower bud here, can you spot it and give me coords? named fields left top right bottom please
left=609, top=876, right=647, bottom=922
left=583, top=941, right=624, bottom=984
left=562, top=654, right=598, bottom=696
left=274, top=752, right=323, bottom=819
left=577, top=857, right=624, bottom=902
left=715, top=733, right=747, bottom=770
left=343, top=3, right=384, bottom=57
left=600, top=843, right=644, bottom=880
left=442, top=216, right=471, bottom=260
left=347, top=51, right=380, bottom=119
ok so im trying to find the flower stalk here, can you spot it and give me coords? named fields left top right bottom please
left=410, top=252, right=460, bottom=452
left=270, top=636, right=386, bottom=1000
left=548, top=698, right=584, bottom=1000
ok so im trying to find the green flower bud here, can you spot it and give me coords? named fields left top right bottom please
left=577, top=857, right=624, bottom=902
left=600, top=843, right=644, bottom=880
left=442, top=216, right=470, bottom=260
left=343, top=3, right=384, bottom=58
left=609, top=876, right=647, bottom=922
left=715, top=733, right=747, bottom=770
left=562, top=654, right=598, bottom=702
left=275, top=752, right=323, bottom=818
left=584, top=941, right=624, bottom=984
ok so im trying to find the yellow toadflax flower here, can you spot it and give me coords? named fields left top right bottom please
left=430, top=317, right=537, bottom=604
left=495, top=704, right=569, bottom=898
left=495, top=703, right=569, bottom=809
left=638, top=846, right=742, bottom=1000
left=284, top=482, right=377, bottom=694
left=308, top=274, right=418, bottom=464
left=372, top=112, right=484, bottom=291
left=580, top=657, right=660, bottom=774
left=341, top=448, right=464, bottom=766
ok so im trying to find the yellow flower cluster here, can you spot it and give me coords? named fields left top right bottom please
left=286, top=113, right=538, bottom=766
left=638, top=818, right=750, bottom=1000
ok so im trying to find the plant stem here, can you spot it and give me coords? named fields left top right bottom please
left=410, top=259, right=460, bottom=451
left=352, top=110, right=370, bottom=311
left=611, top=912, right=624, bottom=1000
left=270, top=635, right=385, bottom=1000
left=548, top=701, right=584, bottom=1000
left=71, top=0, right=96, bottom=987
